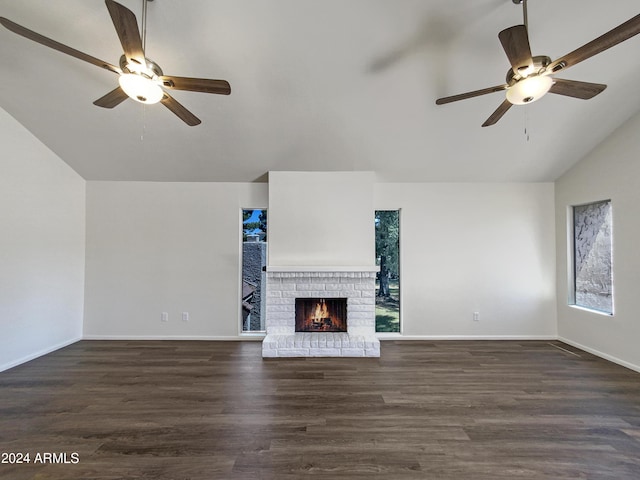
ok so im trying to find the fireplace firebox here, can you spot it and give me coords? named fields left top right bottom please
left=295, top=298, right=347, bottom=332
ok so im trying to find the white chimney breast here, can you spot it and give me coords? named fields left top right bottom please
left=267, top=171, right=375, bottom=267
left=263, top=172, right=379, bottom=357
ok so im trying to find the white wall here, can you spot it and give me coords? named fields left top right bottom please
left=268, top=171, right=375, bottom=267
left=0, top=108, right=85, bottom=371
left=84, top=181, right=268, bottom=339
left=375, top=183, right=557, bottom=338
left=555, top=111, right=640, bottom=371
left=84, top=179, right=555, bottom=340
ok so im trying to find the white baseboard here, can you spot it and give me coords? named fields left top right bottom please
left=557, top=337, right=640, bottom=373
left=377, top=334, right=558, bottom=341
left=85, top=334, right=558, bottom=342
left=82, top=335, right=264, bottom=341
left=0, top=336, right=82, bottom=373
left=84, top=334, right=558, bottom=342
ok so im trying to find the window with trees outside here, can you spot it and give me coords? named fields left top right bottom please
left=571, top=200, right=613, bottom=315
left=375, top=210, right=400, bottom=332
left=241, top=209, right=267, bottom=332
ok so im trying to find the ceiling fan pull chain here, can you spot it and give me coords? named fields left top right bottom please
left=141, top=105, right=146, bottom=141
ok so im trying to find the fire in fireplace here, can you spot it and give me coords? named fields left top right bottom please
left=295, top=298, right=347, bottom=332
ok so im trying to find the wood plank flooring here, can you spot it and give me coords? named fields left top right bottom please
left=1, top=340, right=639, bottom=479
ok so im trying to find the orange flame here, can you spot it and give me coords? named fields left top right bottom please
left=311, top=299, right=330, bottom=320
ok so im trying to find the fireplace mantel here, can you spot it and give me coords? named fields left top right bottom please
left=266, top=265, right=379, bottom=273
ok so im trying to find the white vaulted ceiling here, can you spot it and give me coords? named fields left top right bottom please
left=0, top=0, right=639, bottom=182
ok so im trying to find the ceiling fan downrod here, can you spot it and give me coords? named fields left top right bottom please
left=141, top=0, right=149, bottom=52
left=512, top=0, right=528, bottom=30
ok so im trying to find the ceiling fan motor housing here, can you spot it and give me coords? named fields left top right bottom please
left=119, top=54, right=163, bottom=78
left=505, top=55, right=551, bottom=84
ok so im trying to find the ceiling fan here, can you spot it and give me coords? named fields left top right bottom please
left=0, top=0, right=231, bottom=126
left=436, top=0, right=640, bottom=127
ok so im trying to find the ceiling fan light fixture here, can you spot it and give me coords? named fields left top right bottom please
left=118, top=73, right=163, bottom=104
left=506, top=75, right=553, bottom=105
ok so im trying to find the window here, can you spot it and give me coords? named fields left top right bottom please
left=571, top=200, right=613, bottom=314
left=375, top=210, right=400, bottom=332
left=241, top=209, right=267, bottom=332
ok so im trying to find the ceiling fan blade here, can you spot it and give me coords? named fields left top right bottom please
left=105, top=0, right=145, bottom=66
left=93, top=87, right=129, bottom=108
left=160, top=92, right=201, bottom=126
left=548, top=13, right=640, bottom=73
left=482, top=100, right=513, bottom=127
left=499, top=25, right=534, bottom=74
left=0, top=17, right=121, bottom=74
left=436, top=84, right=508, bottom=105
left=549, top=78, right=607, bottom=99
left=159, top=76, right=231, bottom=95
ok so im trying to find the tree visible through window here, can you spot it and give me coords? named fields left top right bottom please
left=375, top=210, right=400, bottom=332
left=572, top=200, right=613, bottom=314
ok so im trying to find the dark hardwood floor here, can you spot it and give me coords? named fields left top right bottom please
left=1, top=340, right=639, bottom=479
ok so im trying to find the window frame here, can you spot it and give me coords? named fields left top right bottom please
left=567, top=199, right=614, bottom=316
left=239, top=208, right=268, bottom=336
left=374, top=209, right=402, bottom=335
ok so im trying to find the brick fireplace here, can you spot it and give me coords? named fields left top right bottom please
left=262, top=267, right=380, bottom=357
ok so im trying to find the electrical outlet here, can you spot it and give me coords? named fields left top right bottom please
left=473, top=312, right=480, bottom=322
left=161, top=312, right=169, bottom=322
left=182, top=312, right=189, bottom=322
